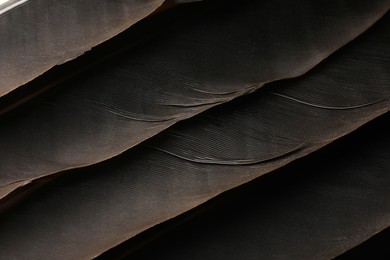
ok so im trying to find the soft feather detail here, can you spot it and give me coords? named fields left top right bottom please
left=0, top=13, right=388, bottom=259
left=0, top=0, right=166, bottom=97
left=116, top=114, right=390, bottom=260
left=0, top=0, right=388, bottom=198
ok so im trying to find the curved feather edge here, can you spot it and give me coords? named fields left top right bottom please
left=0, top=0, right=389, bottom=199
left=336, top=227, right=390, bottom=259
left=0, top=0, right=170, bottom=97
left=0, top=13, right=388, bottom=259
left=104, top=113, right=390, bottom=260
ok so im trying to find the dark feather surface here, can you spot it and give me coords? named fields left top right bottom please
left=116, top=113, right=390, bottom=260
left=0, top=0, right=388, bottom=198
left=0, top=13, right=388, bottom=259
left=0, top=0, right=166, bottom=97
left=336, top=227, right=390, bottom=259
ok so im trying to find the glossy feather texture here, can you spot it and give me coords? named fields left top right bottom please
left=0, top=0, right=166, bottom=97
left=0, top=13, right=388, bottom=259
left=0, top=0, right=388, bottom=199
left=120, top=113, right=390, bottom=260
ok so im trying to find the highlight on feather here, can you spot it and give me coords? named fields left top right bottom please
left=0, top=0, right=27, bottom=15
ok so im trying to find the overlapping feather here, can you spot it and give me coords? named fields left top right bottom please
left=119, top=113, right=390, bottom=260
left=0, top=0, right=388, bottom=199
left=0, top=12, right=388, bottom=258
left=0, top=0, right=174, bottom=97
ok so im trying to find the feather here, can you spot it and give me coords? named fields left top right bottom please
left=336, top=228, right=390, bottom=259
left=0, top=0, right=388, bottom=199
left=0, top=13, right=388, bottom=259
left=114, top=113, right=390, bottom=260
left=0, top=0, right=168, bottom=97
